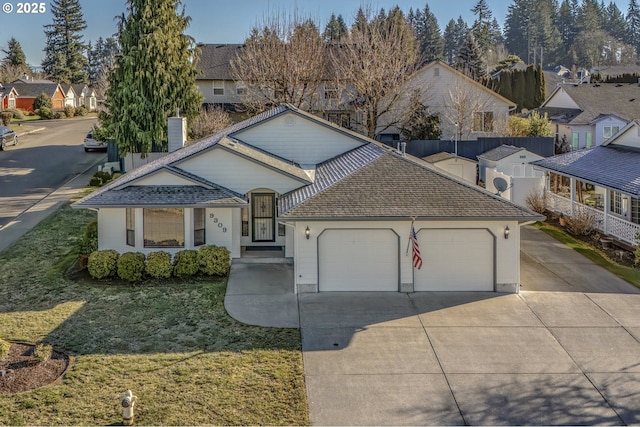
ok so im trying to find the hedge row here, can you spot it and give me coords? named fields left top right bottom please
left=87, top=246, right=230, bottom=282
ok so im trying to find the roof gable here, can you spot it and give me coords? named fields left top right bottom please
left=423, top=152, right=477, bottom=165
left=604, top=120, right=640, bottom=149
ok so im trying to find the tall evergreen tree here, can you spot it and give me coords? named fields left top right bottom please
left=87, top=36, right=119, bottom=95
left=604, top=1, right=628, bottom=41
left=504, top=0, right=530, bottom=61
left=41, top=0, right=88, bottom=83
left=2, top=38, right=27, bottom=67
left=455, top=32, right=486, bottom=80
left=627, top=0, right=640, bottom=54
left=442, top=16, right=468, bottom=64
left=470, top=0, right=494, bottom=55
left=413, top=4, right=443, bottom=63
left=323, top=13, right=348, bottom=42
left=103, top=0, right=203, bottom=156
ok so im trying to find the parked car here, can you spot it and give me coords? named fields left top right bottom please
left=0, top=126, right=18, bottom=150
left=83, top=131, right=107, bottom=152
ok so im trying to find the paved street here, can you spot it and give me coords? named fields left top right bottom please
left=0, top=117, right=101, bottom=229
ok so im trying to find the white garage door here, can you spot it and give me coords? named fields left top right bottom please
left=318, top=229, right=398, bottom=291
left=414, top=229, right=494, bottom=291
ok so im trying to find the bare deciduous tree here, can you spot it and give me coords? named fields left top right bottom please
left=442, top=82, right=496, bottom=140
left=188, top=106, right=233, bottom=141
left=331, top=7, right=418, bottom=138
left=231, top=12, right=328, bottom=113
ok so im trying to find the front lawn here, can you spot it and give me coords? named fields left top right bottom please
left=0, top=204, right=308, bottom=425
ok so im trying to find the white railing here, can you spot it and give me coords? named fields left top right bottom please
left=545, top=191, right=639, bottom=247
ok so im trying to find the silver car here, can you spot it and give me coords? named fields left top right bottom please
left=83, top=131, right=107, bottom=152
left=0, top=126, right=18, bottom=150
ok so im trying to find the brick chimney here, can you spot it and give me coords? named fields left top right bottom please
left=168, top=108, right=186, bottom=153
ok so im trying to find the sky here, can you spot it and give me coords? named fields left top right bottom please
left=0, top=0, right=624, bottom=67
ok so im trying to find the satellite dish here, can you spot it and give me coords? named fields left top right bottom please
left=493, top=177, right=509, bottom=195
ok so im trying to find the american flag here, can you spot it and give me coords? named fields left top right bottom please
left=410, top=222, right=422, bottom=270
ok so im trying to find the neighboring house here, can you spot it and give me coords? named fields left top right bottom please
left=72, top=104, right=542, bottom=293
left=537, top=83, right=640, bottom=150
left=8, top=82, right=65, bottom=111
left=0, top=87, right=19, bottom=110
left=478, top=145, right=545, bottom=208
left=60, top=84, right=77, bottom=108
left=377, top=61, right=516, bottom=141
left=72, top=84, right=97, bottom=111
left=195, top=43, right=247, bottom=116
left=532, top=120, right=640, bottom=247
left=422, top=152, right=477, bottom=185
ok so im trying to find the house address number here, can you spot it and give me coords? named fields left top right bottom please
left=209, top=213, right=227, bottom=232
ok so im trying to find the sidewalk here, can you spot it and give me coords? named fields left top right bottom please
left=0, top=158, right=104, bottom=253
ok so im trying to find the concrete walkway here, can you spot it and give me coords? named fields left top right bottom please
left=224, top=225, right=640, bottom=425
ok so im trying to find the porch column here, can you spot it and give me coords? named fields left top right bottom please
left=603, top=190, right=610, bottom=235
left=570, top=177, right=576, bottom=216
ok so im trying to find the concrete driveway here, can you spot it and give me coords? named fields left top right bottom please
left=226, top=225, right=640, bottom=425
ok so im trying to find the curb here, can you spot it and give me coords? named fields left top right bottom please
left=16, top=126, right=45, bottom=137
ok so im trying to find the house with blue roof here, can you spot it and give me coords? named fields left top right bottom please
left=73, top=105, right=542, bottom=293
left=532, top=120, right=640, bottom=247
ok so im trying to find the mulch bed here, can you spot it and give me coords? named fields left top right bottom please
left=0, top=343, right=69, bottom=394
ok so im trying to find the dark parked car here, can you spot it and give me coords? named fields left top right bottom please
left=0, top=126, right=17, bottom=150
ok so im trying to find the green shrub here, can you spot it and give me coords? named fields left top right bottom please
left=89, top=170, right=112, bottom=187
left=52, top=111, right=64, bottom=120
left=173, top=250, right=199, bottom=277
left=87, top=249, right=119, bottom=279
left=75, top=105, right=88, bottom=116
left=36, top=106, right=53, bottom=119
left=1, top=112, right=13, bottom=125
left=33, top=343, right=53, bottom=363
left=79, top=221, right=98, bottom=255
left=33, top=92, right=52, bottom=111
left=198, top=245, right=231, bottom=276
left=117, top=252, right=146, bottom=282
left=0, top=339, right=10, bottom=359
left=6, top=108, right=24, bottom=120
left=146, top=251, right=173, bottom=279
left=63, top=106, right=76, bottom=118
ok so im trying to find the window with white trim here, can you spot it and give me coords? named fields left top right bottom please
left=143, top=208, right=184, bottom=248
left=631, top=198, right=639, bottom=224
left=324, top=82, right=339, bottom=99
left=610, top=191, right=626, bottom=216
left=472, top=111, right=493, bottom=132
left=213, top=80, right=224, bottom=96
left=126, top=208, right=135, bottom=246
left=236, top=81, right=247, bottom=96
left=194, top=208, right=205, bottom=246
left=585, top=132, right=593, bottom=148
left=8, top=93, right=15, bottom=109
left=603, top=125, right=619, bottom=141
left=571, top=132, right=579, bottom=150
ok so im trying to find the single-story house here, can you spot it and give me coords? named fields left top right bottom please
left=532, top=120, right=640, bottom=247
left=72, top=84, right=97, bottom=111
left=61, top=84, right=77, bottom=108
left=537, top=83, right=640, bottom=150
left=8, top=82, right=65, bottom=111
left=477, top=145, right=544, bottom=183
left=422, top=152, right=477, bottom=185
left=0, top=86, right=19, bottom=110
left=73, top=105, right=542, bottom=293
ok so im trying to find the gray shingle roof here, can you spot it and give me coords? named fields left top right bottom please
left=10, top=82, right=61, bottom=98
left=279, top=144, right=386, bottom=213
left=75, top=185, right=247, bottom=208
left=541, top=83, right=640, bottom=124
left=196, top=43, right=244, bottom=80
left=423, top=152, right=476, bottom=164
left=280, top=151, right=542, bottom=220
left=531, top=146, right=640, bottom=196
left=477, top=145, right=524, bottom=161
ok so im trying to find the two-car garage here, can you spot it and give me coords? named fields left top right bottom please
left=317, top=227, right=495, bottom=292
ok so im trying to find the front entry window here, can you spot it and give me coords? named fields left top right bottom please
left=143, top=208, right=184, bottom=248
left=252, top=193, right=275, bottom=242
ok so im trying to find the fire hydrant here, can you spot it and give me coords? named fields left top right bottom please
left=121, top=390, right=137, bottom=426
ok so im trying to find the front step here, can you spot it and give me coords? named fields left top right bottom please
left=233, top=257, right=293, bottom=265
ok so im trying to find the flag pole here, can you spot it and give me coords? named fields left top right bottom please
left=405, top=216, right=417, bottom=255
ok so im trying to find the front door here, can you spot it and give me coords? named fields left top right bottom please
left=252, top=193, right=275, bottom=242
